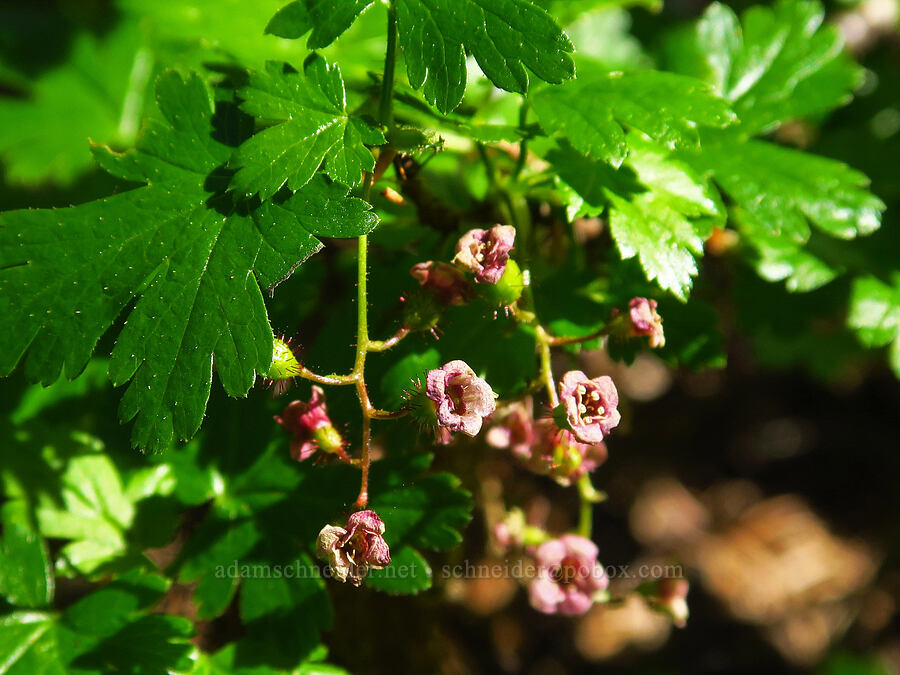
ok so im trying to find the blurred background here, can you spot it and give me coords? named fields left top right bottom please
left=1, top=0, right=899, bottom=673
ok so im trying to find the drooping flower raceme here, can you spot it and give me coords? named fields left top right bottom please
left=628, top=297, right=665, bottom=348
left=529, top=535, right=608, bottom=615
left=453, top=225, right=516, bottom=284
left=555, top=371, right=620, bottom=444
left=316, top=510, right=391, bottom=586
left=274, top=386, right=346, bottom=462
left=422, top=360, right=497, bottom=436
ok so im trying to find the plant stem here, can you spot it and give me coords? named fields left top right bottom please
left=379, top=1, right=398, bottom=129
left=368, top=326, right=409, bottom=352
left=353, top=3, right=400, bottom=509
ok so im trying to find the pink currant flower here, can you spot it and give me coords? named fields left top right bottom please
left=629, top=297, right=665, bottom=348
left=486, top=400, right=536, bottom=460
left=529, top=535, right=608, bottom=615
left=425, top=360, right=496, bottom=436
left=556, top=371, right=620, bottom=444
left=410, top=261, right=473, bottom=306
left=316, top=510, right=391, bottom=586
left=274, top=386, right=347, bottom=462
left=453, top=225, right=516, bottom=284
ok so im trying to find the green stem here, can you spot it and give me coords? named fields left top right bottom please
left=354, top=5, right=401, bottom=509
left=379, top=1, right=398, bottom=129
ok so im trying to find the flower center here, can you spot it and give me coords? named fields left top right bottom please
left=575, top=384, right=606, bottom=425
left=551, top=555, right=583, bottom=586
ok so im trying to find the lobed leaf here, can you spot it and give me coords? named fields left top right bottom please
left=532, top=68, right=735, bottom=168
left=0, top=71, right=377, bottom=451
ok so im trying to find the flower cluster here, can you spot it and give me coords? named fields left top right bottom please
left=406, top=225, right=524, bottom=331
left=487, top=399, right=608, bottom=486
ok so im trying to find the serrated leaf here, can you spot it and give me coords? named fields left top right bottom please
left=849, top=274, right=900, bottom=376
left=666, top=0, right=861, bottom=134
left=266, top=0, right=375, bottom=48
left=532, top=69, right=735, bottom=167
left=396, top=0, right=575, bottom=113
left=548, top=137, right=721, bottom=299
left=233, top=58, right=384, bottom=199
left=681, top=132, right=884, bottom=291
left=370, top=459, right=472, bottom=552
left=0, top=71, right=378, bottom=451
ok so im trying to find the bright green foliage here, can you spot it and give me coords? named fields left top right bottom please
left=532, top=68, right=735, bottom=167
left=396, top=0, right=575, bottom=112
left=268, top=0, right=576, bottom=113
left=0, top=72, right=377, bottom=451
left=0, top=503, right=53, bottom=609
left=665, top=0, right=861, bottom=135
left=849, top=275, right=900, bottom=376
left=682, top=133, right=884, bottom=291
left=232, top=57, right=384, bottom=198
left=267, top=0, right=376, bottom=49
left=118, top=0, right=298, bottom=67
left=0, top=21, right=151, bottom=186
left=0, top=572, right=193, bottom=674
left=548, top=136, right=723, bottom=300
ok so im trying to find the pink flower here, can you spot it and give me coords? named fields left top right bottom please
left=274, top=386, right=346, bottom=461
left=629, top=297, right=665, bottom=348
left=316, top=510, right=391, bottom=586
left=486, top=400, right=536, bottom=460
left=557, top=371, right=620, bottom=444
left=453, top=225, right=516, bottom=284
left=488, top=400, right=608, bottom=485
left=425, top=360, right=496, bottom=436
left=410, top=261, right=473, bottom=306
left=529, top=535, right=608, bottom=615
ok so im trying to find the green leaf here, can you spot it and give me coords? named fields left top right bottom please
left=119, top=0, right=298, bottom=68
left=366, top=546, right=432, bottom=594
left=396, top=0, right=575, bottom=113
left=681, top=132, right=884, bottom=291
left=0, top=503, right=53, bottom=609
left=0, top=71, right=377, bottom=451
left=0, top=612, right=61, bottom=675
left=532, top=68, right=735, bottom=168
left=0, top=572, right=192, bottom=674
left=548, top=136, right=722, bottom=299
left=233, top=58, right=384, bottom=198
left=665, top=0, right=861, bottom=134
left=0, top=21, right=152, bottom=186
left=266, top=0, right=375, bottom=48
left=848, top=274, right=900, bottom=376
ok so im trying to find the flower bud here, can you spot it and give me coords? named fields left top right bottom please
left=261, top=337, right=301, bottom=396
